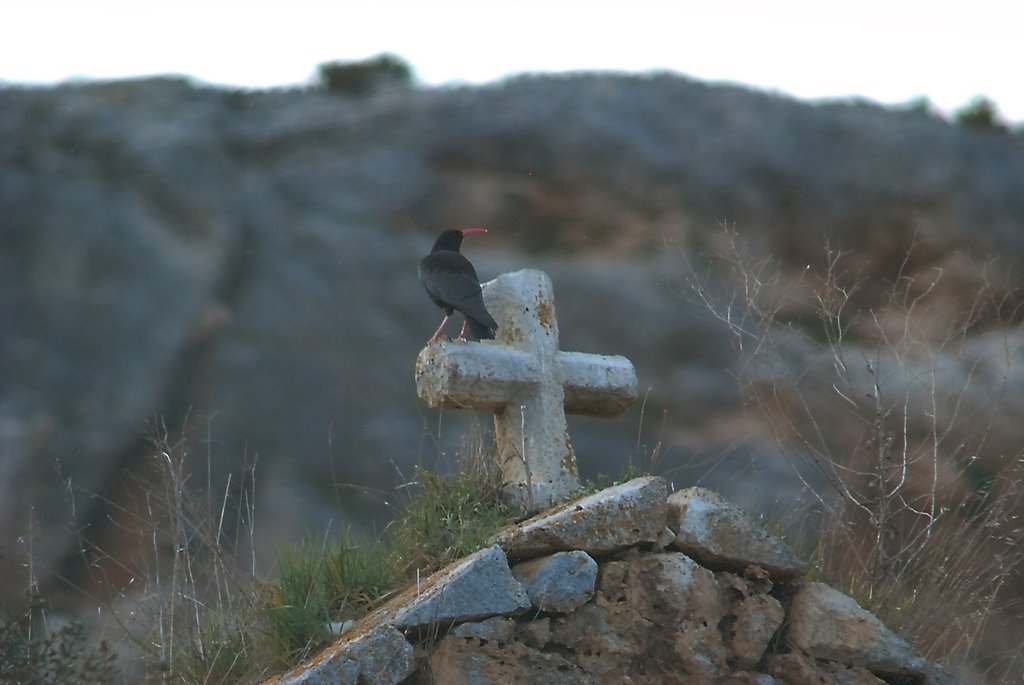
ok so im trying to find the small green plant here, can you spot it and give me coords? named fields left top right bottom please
left=392, top=462, right=514, bottom=576
left=0, top=593, right=116, bottom=685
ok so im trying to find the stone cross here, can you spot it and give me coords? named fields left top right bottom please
left=415, top=269, right=639, bottom=513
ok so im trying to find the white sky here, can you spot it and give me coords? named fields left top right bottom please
left=3, top=0, right=1022, bottom=122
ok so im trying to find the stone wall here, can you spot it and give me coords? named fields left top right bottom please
left=265, top=478, right=959, bottom=685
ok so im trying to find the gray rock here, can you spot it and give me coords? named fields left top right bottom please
left=430, top=636, right=590, bottom=685
left=785, top=582, right=928, bottom=677
left=271, top=656, right=360, bottom=685
left=765, top=652, right=887, bottom=685
left=551, top=552, right=731, bottom=680
left=619, top=552, right=714, bottom=617
left=515, top=617, right=551, bottom=649
left=653, top=525, right=677, bottom=551
left=662, top=555, right=731, bottom=681
left=494, top=476, right=668, bottom=561
left=389, top=546, right=530, bottom=630
left=721, top=674, right=781, bottom=685
left=548, top=601, right=644, bottom=678
left=731, top=594, right=785, bottom=668
left=511, top=550, right=598, bottom=613
left=668, top=487, right=808, bottom=581
left=595, top=559, right=630, bottom=601
left=451, top=616, right=516, bottom=643
left=924, top=662, right=966, bottom=685
left=270, top=623, right=414, bottom=685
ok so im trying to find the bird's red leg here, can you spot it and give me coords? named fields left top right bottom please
left=427, top=314, right=450, bottom=344
left=457, top=320, right=469, bottom=341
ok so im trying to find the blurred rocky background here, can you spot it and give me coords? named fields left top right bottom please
left=2, top=56, right=1024, bottom=680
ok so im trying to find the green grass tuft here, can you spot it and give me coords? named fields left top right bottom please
left=391, top=462, right=514, bottom=576
left=264, top=529, right=399, bottom=665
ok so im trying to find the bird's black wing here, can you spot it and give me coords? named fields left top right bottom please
left=419, top=251, right=498, bottom=331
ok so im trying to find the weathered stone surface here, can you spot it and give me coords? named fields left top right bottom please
left=668, top=487, right=808, bottom=581
left=270, top=656, right=359, bottom=685
left=511, top=550, right=597, bottom=613
left=718, top=568, right=772, bottom=601
left=269, top=623, right=414, bottom=685
left=786, top=582, right=928, bottom=677
left=731, top=593, right=785, bottom=668
left=670, top=556, right=732, bottom=681
left=389, top=546, right=530, bottom=630
left=552, top=552, right=734, bottom=681
left=595, top=559, right=630, bottom=601
left=653, top=525, right=677, bottom=551
left=624, top=552, right=711, bottom=616
left=604, top=552, right=730, bottom=639
left=515, top=617, right=551, bottom=649
left=765, top=652, right=887, bottom=685
left=431, top=636, right=590, bottom=685
left=720, top=673, right=781, bottom=685
left=924, top=662, right=966, bottom=685
left=452, top=616, right=516, bottom=643
left=494, top=476, right=668, bottom=560
left=548, top=600, right=646, bottom=679
left=675, top=621, right=731, bottom=682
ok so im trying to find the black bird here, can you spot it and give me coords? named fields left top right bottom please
left=419, top=228, right=498, bottom=344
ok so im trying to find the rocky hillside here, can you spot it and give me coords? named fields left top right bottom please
left=2, top=70, right=1024, bottom=679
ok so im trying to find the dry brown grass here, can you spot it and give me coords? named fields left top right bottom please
left=688, top=226, right=1024, bottom=682
left=61, top=416, right=515, bottom=684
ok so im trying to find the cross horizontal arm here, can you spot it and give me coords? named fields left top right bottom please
left=558, top=351, right=638, bottom=417
left=415, top=342, right=539, bottom=412
left=415, top=344, right=638, bottom=418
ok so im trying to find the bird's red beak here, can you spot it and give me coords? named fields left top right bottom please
left=461, top=227, right=488, bottom=235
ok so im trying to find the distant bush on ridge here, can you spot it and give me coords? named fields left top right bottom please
left=317, top=53, right=413, bottom=95
left=953, top=95, right=1009, bottom=133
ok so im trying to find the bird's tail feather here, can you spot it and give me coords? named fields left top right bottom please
left=465, top=316, right=497, bottom=341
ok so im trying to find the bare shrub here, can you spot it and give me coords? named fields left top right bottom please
left=688, top=226, right=1024, bottom=680
left=66, top=417, right=266, bottom=684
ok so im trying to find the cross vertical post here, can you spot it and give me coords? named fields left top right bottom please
left=415, top=269, right=638, bottom=513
